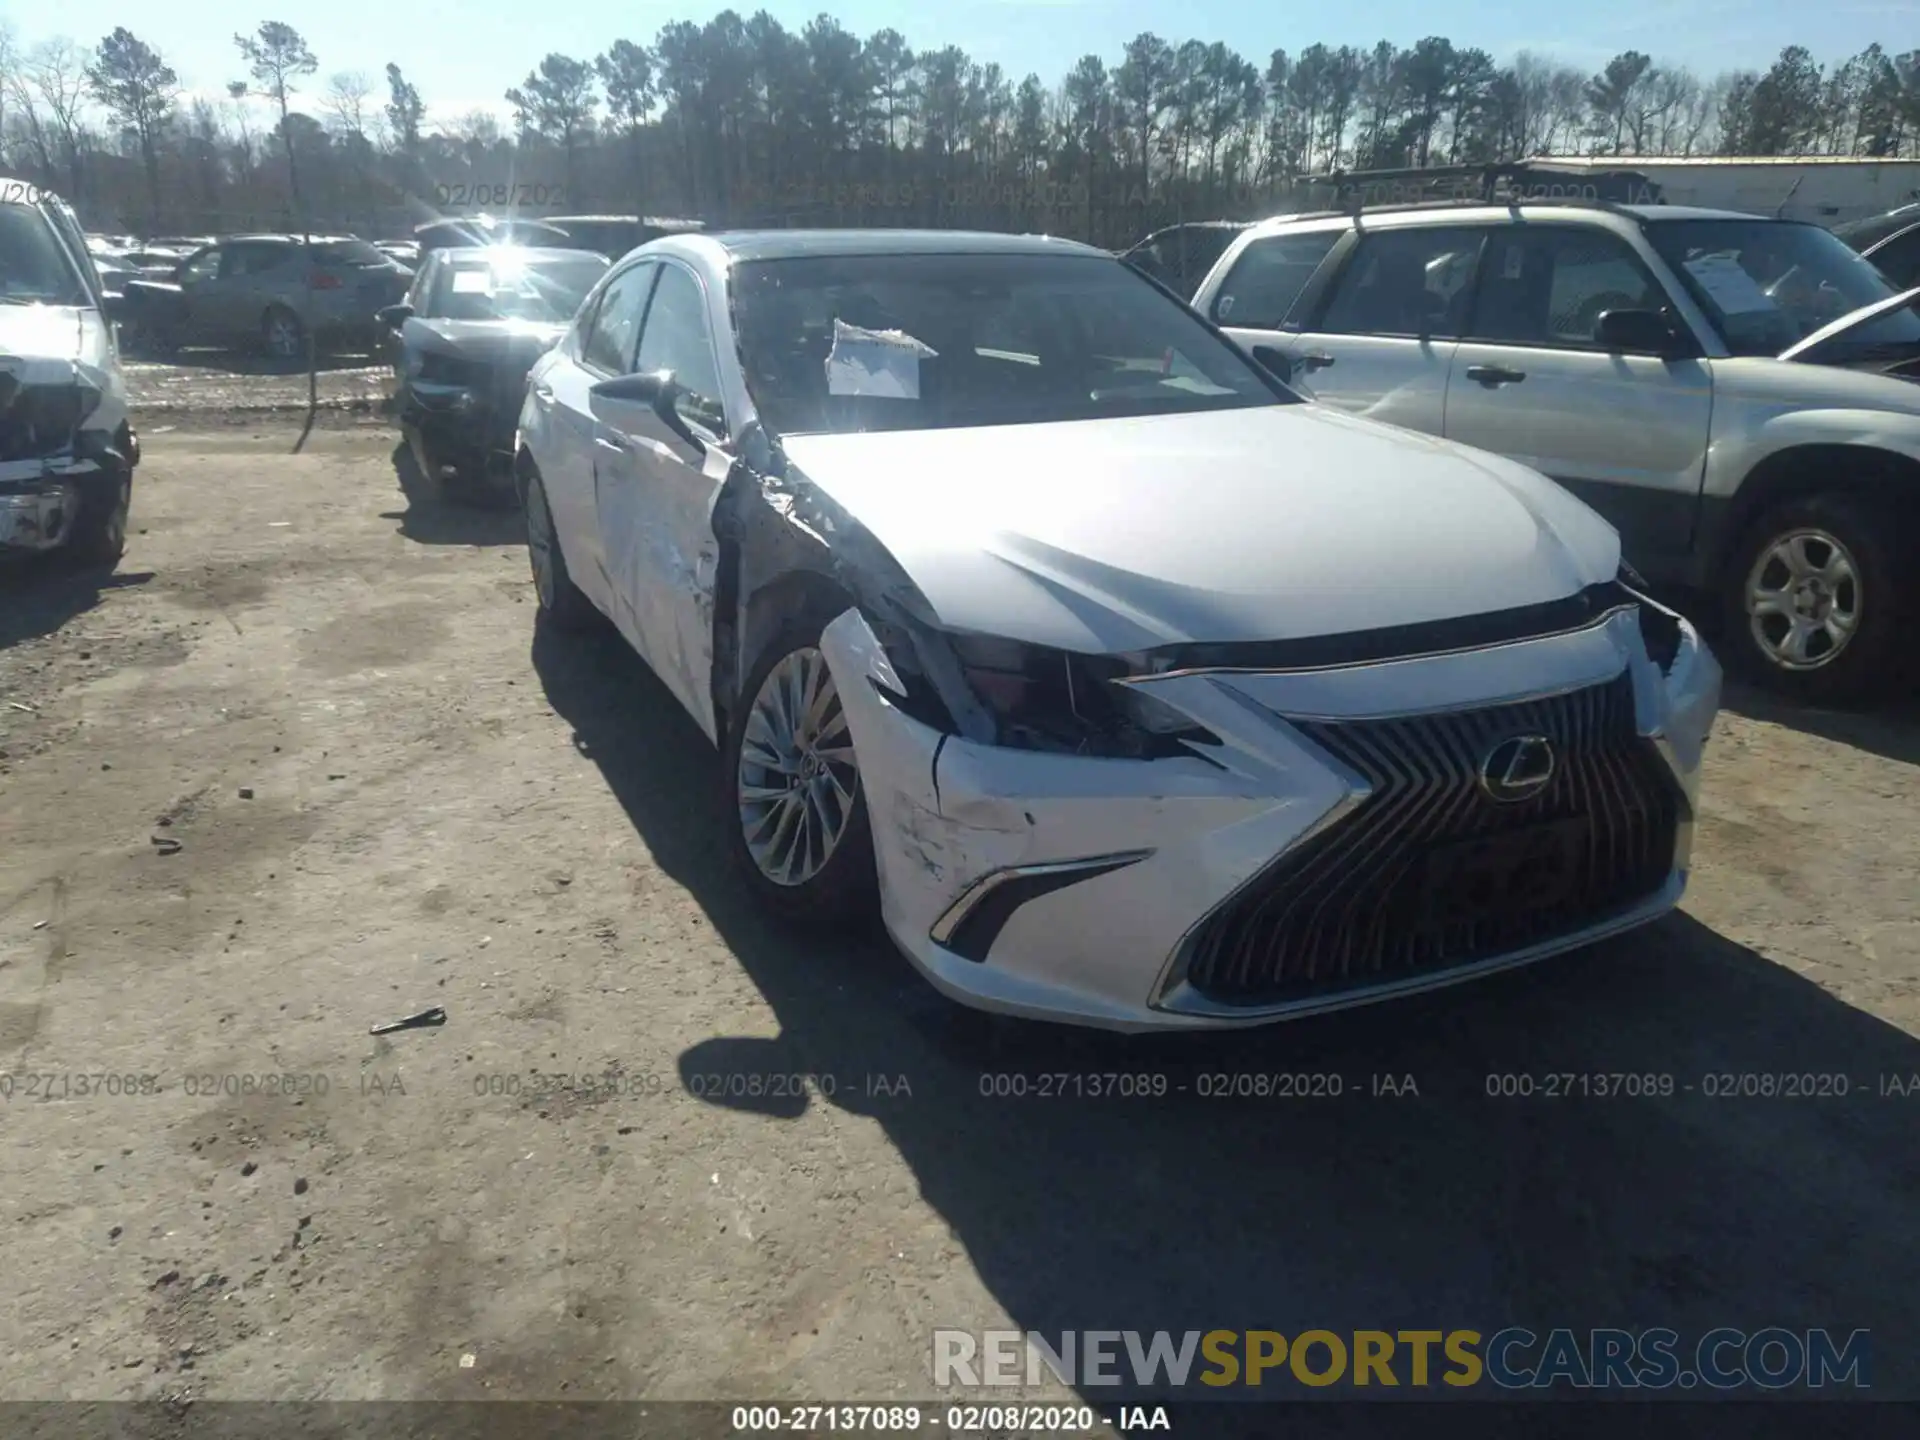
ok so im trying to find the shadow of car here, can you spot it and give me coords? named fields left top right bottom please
left=531, top=615, right=1920, bottom=1406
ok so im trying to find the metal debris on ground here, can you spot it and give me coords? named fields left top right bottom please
left=370, top=1005, right=448, bottom=1035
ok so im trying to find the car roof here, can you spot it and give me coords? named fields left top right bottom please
left=1259, top=202, right=1764, bottom=231
left=691, top=228, right=1109, bottom=262
left=435, top=245, right=609, bottom=264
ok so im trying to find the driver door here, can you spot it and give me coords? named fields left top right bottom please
left=592, top=259, right=732, bottom=741
left=1444, top=225, right=1714, bottom=568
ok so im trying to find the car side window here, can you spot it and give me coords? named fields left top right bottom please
left=581, top=262, right=656, bottom=373
left=1467, top=228, right=1667, bottom=349
left=1315, top=226, right=1484, bottom=339
left=181, top=247, right=222, bottom=284
left=633, top=263, right=727, bottom=438
left=1211, top=231, right=1342, bottom=329
left=1869, top=229, right=1920, bottom=291
left=406, top=256, right=436, bottom=310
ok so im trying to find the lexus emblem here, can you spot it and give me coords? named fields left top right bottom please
left=1479, top=735, right=1556, bottom=803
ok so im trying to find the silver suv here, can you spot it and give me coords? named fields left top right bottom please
left=1194, top=202, right=1920, bottom=702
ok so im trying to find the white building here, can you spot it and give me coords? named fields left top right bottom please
left=1538, top=155, right=1920, bottom=225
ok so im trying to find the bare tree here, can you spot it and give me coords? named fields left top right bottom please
left=21, top=39, right=94, bottom=199
left=323, top=70, right=372, bottom=138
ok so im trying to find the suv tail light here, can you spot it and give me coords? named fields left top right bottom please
left=310, top=270, right=343, bottom=290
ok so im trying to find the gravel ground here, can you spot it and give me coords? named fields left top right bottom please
left=1, top=416, right=1917, bottom=1419
left=122, top=353, right=392, bottom=415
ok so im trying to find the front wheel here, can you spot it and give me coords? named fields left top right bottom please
left=67, top=469, right=132, bottom=568
left=1719, top=491, right=1913, bottom=703
left=721, top=627, right=877, bottom=927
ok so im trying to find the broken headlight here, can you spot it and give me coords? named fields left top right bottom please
left=945, top=632, right=1218, bottom=758
left=1617, top=563, right=1683, bottom=674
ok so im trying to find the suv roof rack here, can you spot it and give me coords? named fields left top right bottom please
left=1293, top=161, right=1664, bottom=217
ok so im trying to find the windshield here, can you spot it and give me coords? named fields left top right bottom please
left=1645, top=218, right=1920, bottom=358
left=0, top=201, right=88, bottom=305
left=426, top=251, right=608, bottom=322
left=733, top=252, right=1288, bottom=435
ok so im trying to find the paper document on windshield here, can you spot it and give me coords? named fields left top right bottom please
left=1684, top=254, right=1777, bottom=315
left=825, top=319, right=938, bottom=400
left=450, top=269, right=491, bottom=294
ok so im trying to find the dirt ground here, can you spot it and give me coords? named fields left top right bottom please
left=1, top=412, right=1917, bottom=1418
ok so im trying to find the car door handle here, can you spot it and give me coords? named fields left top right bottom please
left=595, top=432, right=637, bottom=455
left=1465, top=364, right=1526, bottom=387
left=530, top=384, right=554, bottom=406
left=1299, top=351, right=1336, bottom=372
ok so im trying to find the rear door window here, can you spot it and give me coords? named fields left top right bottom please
left=1211, top=231, right=1342, bottom=328
left=1314, top=226, right=1485, bottom=338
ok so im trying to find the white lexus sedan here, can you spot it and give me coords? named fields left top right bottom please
left=513, top=229, right=1721, bottom=1032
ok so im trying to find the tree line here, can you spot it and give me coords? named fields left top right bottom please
left=2, top=13, right=1917, bottom=248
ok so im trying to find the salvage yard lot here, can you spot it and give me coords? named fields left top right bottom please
left=1, top=415, right=1918, bottom=1408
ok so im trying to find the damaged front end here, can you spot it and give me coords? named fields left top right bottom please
left=0, top=362, right=130, bottom=555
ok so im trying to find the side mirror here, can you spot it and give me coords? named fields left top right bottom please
left=377, top=303, right=412, bottom=329
left=590, top=369, right=705, bottom=455
left=1595, top=308, right=1690, bottom=358
left=1249, top=344, right=1294, bottom=386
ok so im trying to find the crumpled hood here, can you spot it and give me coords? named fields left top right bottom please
left=779, top=404, right=1621, bottom=653
left=408, top=317, right=567, bottom=365
left=0, top=303, right=104, bottom=372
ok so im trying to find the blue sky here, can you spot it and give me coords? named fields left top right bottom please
left=11, top=0, right=1909, bottom=128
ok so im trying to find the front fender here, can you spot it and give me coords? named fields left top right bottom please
left=1704, top=405, right=1920, bottom=499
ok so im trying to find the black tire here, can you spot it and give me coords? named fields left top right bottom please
left=67, top=468, right=132, bottom=568
left=261, top=305, right=305, bottom=361
left=721, top=619, right=878, bottom=928
left=521, top=467, right=597, bottom=631
left=1718, top=490, right=1914, bottom=703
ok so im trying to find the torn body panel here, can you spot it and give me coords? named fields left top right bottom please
left=818, top=607, right=1348, bottom=1030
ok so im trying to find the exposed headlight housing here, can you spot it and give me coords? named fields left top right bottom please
left=942, top=632, right=1219, bottom=758
left=1617, top=562, right=1682, bottom=674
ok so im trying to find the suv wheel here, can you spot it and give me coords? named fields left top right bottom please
left=1720, top=492, right=1912, bottom=702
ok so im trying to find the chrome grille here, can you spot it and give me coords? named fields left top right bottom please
left=1180, top=671, right=1681, bottom=1006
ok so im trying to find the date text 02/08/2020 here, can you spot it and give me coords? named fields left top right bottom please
left=432, top=183, right=565, bottom=209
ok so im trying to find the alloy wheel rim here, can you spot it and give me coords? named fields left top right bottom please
left=737, top=646, right=859, bottom=887
left=267, top=316, right=299, bottom=357
left=1744, top=526, right=1863, bottom=672
left=525, top=481, right=557, bottom=608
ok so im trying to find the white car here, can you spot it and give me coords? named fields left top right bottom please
left=1, top=179, right=137, bottom=564
left=513, top=229, right=1721, bottom=1032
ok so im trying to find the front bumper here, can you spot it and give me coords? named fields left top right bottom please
left=0, top=454, right=117, bottom=554
left=402, top=384, right=517, bottom=480
left=821, top=605, right=1721, bottom=1033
